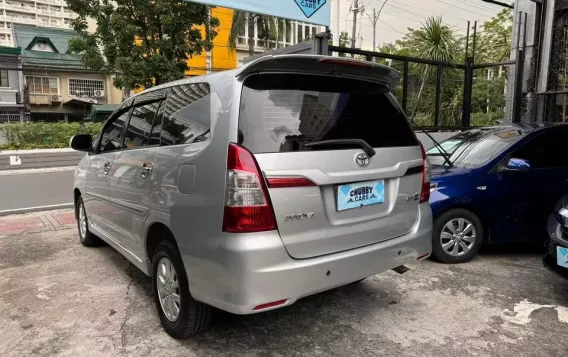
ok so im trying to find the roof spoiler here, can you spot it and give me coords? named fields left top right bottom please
left=236, top=55, right=401, bottom=90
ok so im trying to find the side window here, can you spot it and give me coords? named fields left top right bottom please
left=123, top=101, right=162, bottom=149
left=513, top=130, right=568, bottom=169
left=161, top=83, right=211, bottom=146
left=99, top=109, right=130, bottom=153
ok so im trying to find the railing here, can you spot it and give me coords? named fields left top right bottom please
left=3, top=2, right=36, bottom=13
left=5, top=15, right=36, bottom=25
left=35, top=0, right=62, bottom=6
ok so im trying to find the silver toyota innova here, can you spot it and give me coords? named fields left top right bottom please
left=71, top=54, right=433, bottom=338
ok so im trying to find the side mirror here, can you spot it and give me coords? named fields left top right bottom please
left=70, top=134, right=92, bottom=152
left=503, top=158, right=531, bottom=172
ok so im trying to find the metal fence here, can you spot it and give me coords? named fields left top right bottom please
left=538, top=1, right=568, bottom=122
left=328, top=45, right=515, bottom=130
left=0, top=110, right=24, bottom=123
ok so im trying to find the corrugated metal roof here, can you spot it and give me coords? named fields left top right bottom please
left=13, top=24, right=84, bottom=70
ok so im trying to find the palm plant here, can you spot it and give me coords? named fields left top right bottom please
left=228, top=11, right=280, bottom=57
left=410, top=16, right=459, bottom=120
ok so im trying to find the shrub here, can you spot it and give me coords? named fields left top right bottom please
left=0, top=122, right=103, bottom=150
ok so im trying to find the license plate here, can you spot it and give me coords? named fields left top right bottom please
left=337, top=179, right=385, bottom=211
left=558, top=246, right=568, bottom=268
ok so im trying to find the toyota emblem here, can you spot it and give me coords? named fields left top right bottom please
left=355, top=153, right=370, bottom=167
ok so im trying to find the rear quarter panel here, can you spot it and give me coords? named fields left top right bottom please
left=143, top=75, right=235, bottom=282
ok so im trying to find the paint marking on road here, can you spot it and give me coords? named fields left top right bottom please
left=0, top=203, right=74, bottom=217
left=0, top=166, right=76, bottom=176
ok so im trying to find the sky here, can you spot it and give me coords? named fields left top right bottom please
left=329, top=0, right=508, bottom=50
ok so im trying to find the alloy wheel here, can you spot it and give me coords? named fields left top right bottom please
left=440, top=218, right=476, bottom=256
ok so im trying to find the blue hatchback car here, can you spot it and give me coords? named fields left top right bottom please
left=426, top=123, right=568, bottom=263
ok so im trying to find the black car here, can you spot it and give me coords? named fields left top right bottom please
left=543, top=195, right=568, bottom=280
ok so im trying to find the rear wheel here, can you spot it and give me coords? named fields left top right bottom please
left=152, top=241, right=212, bottom=338
left=432, top=208, right=484, bottom=264
left=76, top=196, right=101, bottom=247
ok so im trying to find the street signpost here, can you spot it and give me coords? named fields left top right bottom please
left=188, top=0, right=330, bottom=26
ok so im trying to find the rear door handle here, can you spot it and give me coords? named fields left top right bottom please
left=140, top=162, right=154, bottom=178
left=103, top=162, right=112, bottom=174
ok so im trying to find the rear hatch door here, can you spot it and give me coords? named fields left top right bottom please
left=238, top=61, right=423, bottom=259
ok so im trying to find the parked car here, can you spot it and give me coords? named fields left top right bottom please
left=70, top=55, right=433, bottom=338
left=427, top=123, right=568, bottom=264
left=543, top=195, right=568, bottom=280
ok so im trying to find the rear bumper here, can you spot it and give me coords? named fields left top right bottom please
left=185, top=203, right=433, bottom=315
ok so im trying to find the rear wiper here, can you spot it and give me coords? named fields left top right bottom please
left=408, top=119, right=453, bottom=168
left=304, top=139, right=376, bottom=157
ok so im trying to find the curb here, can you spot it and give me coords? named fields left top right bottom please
left=0, top=203, right=75, bottom=217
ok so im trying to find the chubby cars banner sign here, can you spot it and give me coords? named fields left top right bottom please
left=189, top=0, right=330, bottom=26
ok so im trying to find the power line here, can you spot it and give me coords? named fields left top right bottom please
left=384, top=2, right=471, bottom=22
left=437, top=0, right=495, bottom=17
left=379, top=19, right=405, bottom=35
left=457, top=0, right=501, bottom=14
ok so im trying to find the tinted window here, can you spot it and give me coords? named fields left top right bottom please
left=238, top=74, right=417, bottom=153
left=161, top=84, right=211, bottom=146
left=513, top=130, right=568, bottom=169
left=99, top=110, right=129, bottom=153
left=427, top=128, right=524, bottom=168
left=123, top=101, right=161, bottom=149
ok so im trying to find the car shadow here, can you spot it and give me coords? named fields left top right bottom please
left=96, top=243, right=398, bottom=352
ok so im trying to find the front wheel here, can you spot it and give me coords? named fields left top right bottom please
left=152, top=241, right=212, bottom=338
left=432, top=208, right=484, bottom=264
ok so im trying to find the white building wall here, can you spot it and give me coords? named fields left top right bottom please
left=0, top=0, right=77, bottom=46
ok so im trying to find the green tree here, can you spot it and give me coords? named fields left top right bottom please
left=396, top=17, right=459, bottom=123
left=66, top=0, right=219, bottom=92
left=475, top=9, right=513, bottom=63
left=228, top=12, right=281, bottom=57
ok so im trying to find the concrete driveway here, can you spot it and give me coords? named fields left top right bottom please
left=1, top=212, right=568, bottom=357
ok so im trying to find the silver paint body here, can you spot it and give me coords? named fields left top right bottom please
left=73, top=55, right=433, bottom=314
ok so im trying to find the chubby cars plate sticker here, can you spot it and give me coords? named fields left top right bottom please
left=337, top=180, right=384, bottom=211
left=557, top=246, right=568, bottom=269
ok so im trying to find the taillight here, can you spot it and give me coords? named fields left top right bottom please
left=222, top=143, right=277, bottom=233
left=419, top=143, right=431, bottom=203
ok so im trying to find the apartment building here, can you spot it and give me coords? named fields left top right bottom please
left=0, top=0, right=76, bottom=46
left=187, top=7, right=324, bottom=76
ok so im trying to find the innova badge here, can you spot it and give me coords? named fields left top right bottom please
left=355, top=153, right=370, bottom=167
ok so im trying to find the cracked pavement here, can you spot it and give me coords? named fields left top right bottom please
left=1, top=212, right=568, bottom=356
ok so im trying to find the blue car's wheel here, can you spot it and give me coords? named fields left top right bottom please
left=432, top=208, right=484, bottom=264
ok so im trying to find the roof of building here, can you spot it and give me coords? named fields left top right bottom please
left=13, top=24, right=84, bottom=70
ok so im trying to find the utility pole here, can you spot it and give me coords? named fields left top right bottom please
left=350, top=0, right=362, bottom=48
left=365, top=0, right=390, bottom=52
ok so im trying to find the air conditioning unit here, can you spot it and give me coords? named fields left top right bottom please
left=93, top=90, right=105, bottom=98
left=51, top=95, right=62, bottom=102
left=86, top=98, right=97, bottom=104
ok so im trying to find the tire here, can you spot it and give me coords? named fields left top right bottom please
left=76, top=196, right=102, bottom=247
left=432, top=208, right=484, bottom=264
left=152, top=241, right=212, bottom=338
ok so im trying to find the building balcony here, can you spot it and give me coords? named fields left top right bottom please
left=37, top=8, right=61, bottom=16
left=0, top=27, right=12, bottom=35
left=5, top=15, right=36, bottom=25
left=35, top=0, right=62, bottom=6
left=3, top=2, right=37, bottom=14
left=0, top=38, right=12, bottom=46
left=62, top=11, right=77, bottom=19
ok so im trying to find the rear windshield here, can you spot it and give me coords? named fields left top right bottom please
left=238, top=74, right=418, bottom=153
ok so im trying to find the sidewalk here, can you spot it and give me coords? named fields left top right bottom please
left=0, top=209, right=76, bottom=236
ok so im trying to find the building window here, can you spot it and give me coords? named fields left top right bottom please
left=0, top=70, right=8, bottom=87
left=68, top=78, right=105, bottom=97
left=25, top=76, right=58, bottom=94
